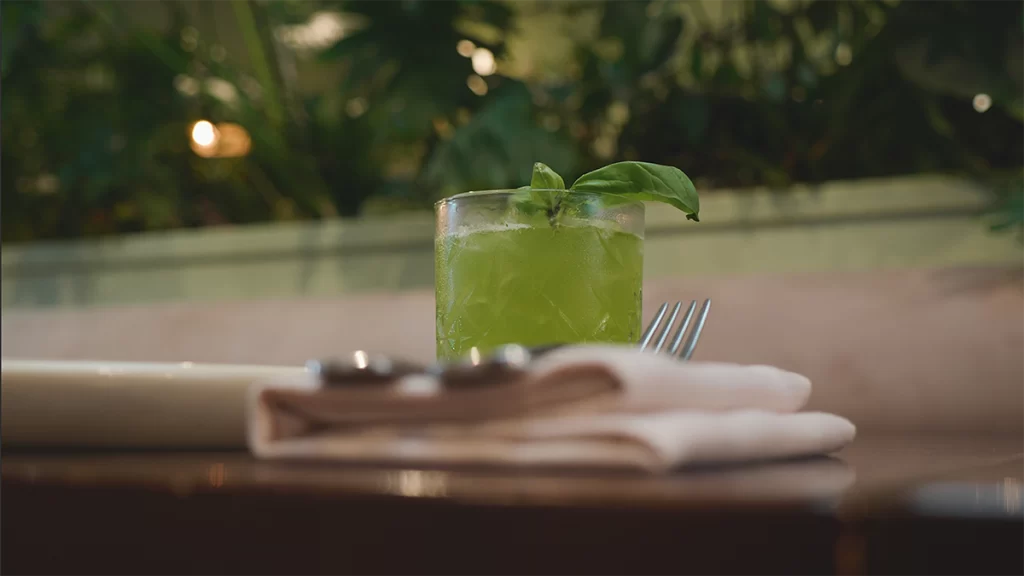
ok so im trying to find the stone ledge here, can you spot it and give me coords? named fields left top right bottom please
left=2, top=175, right=1019, bottom=309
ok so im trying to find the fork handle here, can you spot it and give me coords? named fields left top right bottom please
left=524, top=344, right=567, bottom=357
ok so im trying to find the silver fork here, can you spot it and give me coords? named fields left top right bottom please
left=638, top=299, right=712, bottom=361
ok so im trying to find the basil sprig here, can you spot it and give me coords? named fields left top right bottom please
left=517, top=161, right=700, bottom=225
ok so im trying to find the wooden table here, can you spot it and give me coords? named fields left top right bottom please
left=4, top=435, right=1021, bottom=575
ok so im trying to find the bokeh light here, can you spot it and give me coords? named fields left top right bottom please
left=835, top=43, right=853, bottom=66
left=471, top=48, right=497, bottom=76
left=189, top=121, right=251, bottom=158
left=973, top=93, right=992, bottom=113
left=191, top=120, right=218, bottom=147
left=467, top=74, right=488, bottom=96
left=456, top=39, right=476, bottom=58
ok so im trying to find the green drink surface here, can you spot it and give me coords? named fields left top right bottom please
left=435, top=223, right=643, bottom=360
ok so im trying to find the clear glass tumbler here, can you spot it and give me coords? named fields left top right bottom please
left=434, top=190, right=644, bottom=360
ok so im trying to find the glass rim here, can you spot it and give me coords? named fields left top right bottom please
left=434, top=189, right=643, bottom=208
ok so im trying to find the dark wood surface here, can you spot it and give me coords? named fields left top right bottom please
left=4, top=435, right=1022, bottom=575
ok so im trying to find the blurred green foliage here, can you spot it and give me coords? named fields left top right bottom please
left=2, top=0, right=1021, bottom=243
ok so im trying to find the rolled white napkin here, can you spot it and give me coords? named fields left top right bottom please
left=249, top=346, right=855, bottom=473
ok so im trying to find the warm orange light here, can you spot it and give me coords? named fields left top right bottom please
left=191, top=120, right=218, bottom=147
left=189, top=121, right=251, bottom=158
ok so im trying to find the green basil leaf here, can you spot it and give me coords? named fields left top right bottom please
left=530, top=162, right=565, bottom=191
left=511, top=185, right=552, bottom=218
left=569, top=161, right=700, bottom=221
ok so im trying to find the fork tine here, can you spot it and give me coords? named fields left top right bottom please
left=638, top=302, right=669, bottom=351
left=651, top=302, right=682, bottom=353
left=666, top=300, right=698, bottom=356
left=677, top=299, right=711, bottom=361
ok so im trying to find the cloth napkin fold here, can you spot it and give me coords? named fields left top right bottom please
left=249, top=346, right=855, bottom=473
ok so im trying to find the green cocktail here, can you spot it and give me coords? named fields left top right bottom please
left=435, top=190, right=644, bottom=360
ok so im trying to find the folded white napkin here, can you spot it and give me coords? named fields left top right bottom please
left=249, top=346, right=855, bottom=473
